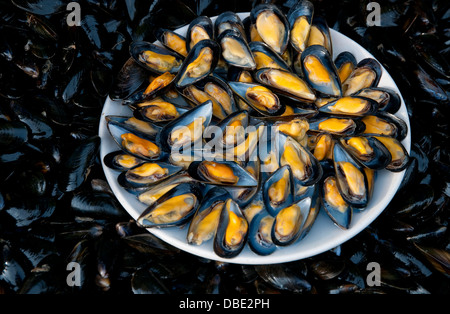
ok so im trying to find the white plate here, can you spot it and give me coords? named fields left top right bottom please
left=99, top=13, right=411, bottom=265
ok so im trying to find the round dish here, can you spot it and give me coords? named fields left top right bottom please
left=99, top=13, right=411, bottom=264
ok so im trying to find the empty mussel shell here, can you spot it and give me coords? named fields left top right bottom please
left=174, top=39, right=220, bottom=88
left=130, top=41, right=184, bottom=74
left=213, top=198, right=248, bottom=258
left=301, top=45, right=342, bottom=97
left=188, top=160, right=258, bottom=188
left=250, top=4, right=290, bottom=54
left=137, top=181, right=203, bottom=228
left=333, top=142, right=369, bottom=208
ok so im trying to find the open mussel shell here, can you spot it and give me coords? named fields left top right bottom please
left=159, top=100, right=213, bottom=152
left=185, top=16, right=214, bottom=52
left=287, top=0, right=314, bottom=53
left=263, top=165, right=294, bottom=216
left=245, top=194, right=277, bottom=256
left=301, top=45, right=342, bottom=97
left=133, top=100, right=189, bottom=124
left=213, top=198, right=248, bottom=258
left=173, top=39, right=220, bottom=88
left=106, top=117, right=163, bottom=161
left=217, top=29, right=256, bottom=70
left=137, top=181, right=203, bottom=228
left=117, top=161, right=184, bottom=194
left=140, top=72, right=177, bottom=100
left=214, top=11, right=246, bottom=38
left=334, top=51, right=357, bottom=84
left=130, top=41, right=184, bottom=74
left=137, top=172, right=195, bottom=206
left=352, top=87, right=401, bottom=114
left=250, top=4, right=290, bottom=55
left=272, top=116, right=310, bottom=143
left=249, top=41, right=291, bottom=72
left=109, top=58, right=149, bottom=101
left=361, top=111, right=408, bottom=141
left=278, top=134, right=323, bottom=187
left=318, top=96, right=378, bottom=116
left=204, top=110, right=249, bottom=149
left=307, top=16, right=332, bottom=55
left=187, top=187, right=230, bottom=246
left=254, top=67, right=316, bottom=103
left=339, top=136, right=392, bottom=170
left=342, top=58, right=382, bottom=96
left=320, top=175, right=352, bottom=229
left=103, top=150, right=146, bottom=171
left=229, top=81, right=285, bottom=116
left=308, top=115, right=365, bottom=136
left=271, top=196, right=312, bottom=246
left=373, top=136, right=410, bottom=172
left=106, top=115, right=160, bottom=139
left=333, top=142, right=369, bottom=208
left=154, top=28, right=188, bottom=58
left=188, top=160, right=258, bottom=188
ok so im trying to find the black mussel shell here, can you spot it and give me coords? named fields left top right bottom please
left=334, top=51, right=357, bottom=84
left=333, top=142, right=369, bottom=208
left=185, top=16, right=214, bottom=52
left=217, top=29, right=256, bottom=70
left=339, top=136, right=392, bottom=170
left=250, top=4, right=290, bottom=55
left=137, top=182, right=203, bottom=228
left=133, top=100, right=188, bottom=124
left=361, top=112, right=408, bottom=141
left=214, top=11, right=246, bottom=38
left=173, top=39, right=220, bottom=89
left=106, top=115, right=160, bottom=139
left=154, top=28, right=188, bottom=58
left=249, top=41, right=291, bottom=72
left=204, top=110, right=249, bottom=149
left=307, top=16, right=332, bottom=55
left=342, top=58, right=382, bottom=96
left=109, top=58, right=149, bottom=101
left=263, top=165, right=294, bottom=216
left=103, top=150, right=146, bottom=171
left=320, top=174, right=352, bottom=229
left=130, top=41, right=183, bottom=74
left=352, top=87, right=401, bottom=114
left=373, top=136, right=410, bottom=172
left=287, top=0, right=314, bottom=53
left=308, top=115, right=366, bottom=136
left=213, top=198, right=248, bottom=258
left=318, top=96, right=378, bottom=116
left=246, top=198, right=277, bottom=256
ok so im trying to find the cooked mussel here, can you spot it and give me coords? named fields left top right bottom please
left=339, top=136, right=392, bottom=170
left=188, top=160, right=258, bottom=187
left=249, top=41, right=291, bottom=71
left=287, top=0, right=314, bottom=53
left=214, top=198, right=248, bottom=258
left=105, top=115, right=160, bottom=139
left=137, top=182, right=203, bottom=228
left=134, top=99, right=188, bottom=123
left=333, top=142, right=369, bottom=208
left=159, top=100, right=213, bottom=151
left=301, top=45, right=342, bottom=97
left=229, top=81, right=285, bottom=116
left=279, top=134, right=323, bottom=186
left=342, top=58, right=382, bottom=96
left=318, top=96, right=378, bottom=116
left=263, top=165, right=294, bottom=216
left=103, top=150, right=145, bottom=171
left=174, top=39, right=220, bottom=88
left=273, top=117, right=309, bottom=143
left=205, top=110, right=248, bottom=149
left=185, top=16, right=214, bottom=52
left=218, top=29, right=256, bottom=70
left=254, top=68, right=316, bottom=103
left=187, top=187, right=229, bottom=245
left=250, top=4, right=290, bottom=54
left=141, top=72, right=176, bottom=99
left=308, top=115, right=365, bottom=136
left=320, top=175, right=352, bottom=229
left=307, top=16, right=332, bottom=55
left=214, top=11, right=246, bottom=37
left=353, top=87, right=401, bottom=114
left=154, top=28, right=188, bottom=57
left=361, top=112, right=408, bottom=141
left=130, top=41, right=183, bottom=74
left=373, top=136, right=410, bottom=172
left=334, top=51, right=357, bottom=84
left=310, top=132, right=334, bottom=161
left=117, top=161, right=183, bottom=193
left=225, top=122, right=264, bottom=163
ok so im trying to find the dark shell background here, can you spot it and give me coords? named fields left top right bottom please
left=0, top=0, right=449, bottom=295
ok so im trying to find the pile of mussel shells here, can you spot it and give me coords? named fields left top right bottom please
left=103, top=0, right=410, bottom=259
